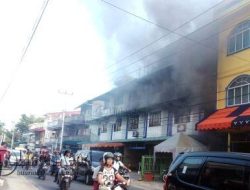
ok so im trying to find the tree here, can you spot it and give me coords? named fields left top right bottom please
left=15, top=114, right=44, bottom=134
left=0, top=121, right=5, bottom=143
left=4, top=130, right=12, bottom=144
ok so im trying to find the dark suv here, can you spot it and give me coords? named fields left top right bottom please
left=74, top=150, right=105, bottom=185
left=163, top=152, right=250, bottom=190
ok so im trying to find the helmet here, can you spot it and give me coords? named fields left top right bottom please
left=103, top=152, right=114, bottom=164
left=114, top=152, right=122, bottom=158
left=64, top=150, right=70, bottom=156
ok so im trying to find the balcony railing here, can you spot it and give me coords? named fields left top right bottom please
left=85, top=106, right=127, bottom=121
left=63, top=135, right=90, bottom=142
left=47, top=120, right=62, bottom=130
left=64, top=115, right=85, bottom=125
left=45, top=138, right=57, bottom=143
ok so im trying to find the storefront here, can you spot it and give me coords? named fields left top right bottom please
left=197, top=104, right=250, bottom=153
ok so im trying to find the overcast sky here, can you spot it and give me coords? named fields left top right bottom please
left=0, top=0, right=221, bottom=127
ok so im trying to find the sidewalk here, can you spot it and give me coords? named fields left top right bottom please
left=0, top=172, right=39, bottom=190
left=130, top=172, right=163, bottom=190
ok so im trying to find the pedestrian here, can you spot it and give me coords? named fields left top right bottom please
left=0, top=142, right=8, bottom=176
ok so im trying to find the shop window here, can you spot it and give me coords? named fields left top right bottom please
left=228, top=20, right=250, bottom=55
left=149, top=112, right=161, bottom=127
left=128, top=116, right=139, bottom=131
left=177, top=157, right=205, bottom=184
left=227, top=75, right=250, bottom=106
left=199, top=162, right=246, bottom=190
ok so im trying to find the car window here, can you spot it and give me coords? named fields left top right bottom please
left=199, top=162, right=246, bottom=190
left=177, top=157, right=205, bottom=184
left=91, top=151, right=104, bottom=162
left=10, top=151, right=20, bottom=157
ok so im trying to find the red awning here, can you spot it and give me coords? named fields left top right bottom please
left=197, top=106, right=239, bottom=131
left=85, top=142, right=124, bottom=148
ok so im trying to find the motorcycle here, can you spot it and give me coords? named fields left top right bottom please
left=58, top=166, right=74, bottom=190
left=37, top=162, right=48, bottom=180
left=71, top=165, right=77, bottom=180
left=99, top=182, right=128, bottom=190
left=25, top=160, right=30, bottom=170
left=32, top=157, right=38, bottom=167
left=118, top=167, right=130, bottom=181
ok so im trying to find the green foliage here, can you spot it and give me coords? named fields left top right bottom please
left=15, top=114, right=44, bottom=134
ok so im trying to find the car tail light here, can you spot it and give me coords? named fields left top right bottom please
left=163, top=173, right=172, bottom=190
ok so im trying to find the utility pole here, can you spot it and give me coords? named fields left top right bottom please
left=11, top=121, right=15, bottom=149
left=58, top=89, right=73, bottom=152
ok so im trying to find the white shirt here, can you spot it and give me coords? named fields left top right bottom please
left=98, top=166, right=118, bottom=187
left=61, top=156, right=70, bottom=167
left=113, top=160, right=124, bottom=171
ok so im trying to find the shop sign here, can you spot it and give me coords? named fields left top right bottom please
left=232, top=116, right=250, bottom=127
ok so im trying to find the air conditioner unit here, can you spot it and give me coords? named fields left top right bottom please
left=132, top=130, right=139, bottom=137
left=177, top=124, right=187, bottom=132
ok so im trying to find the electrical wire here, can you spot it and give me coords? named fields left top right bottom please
left=100, top=0, right=250, bottom=82
left=101, top=0, right=249, bottom=71
left=0, top=0, right=50, bottom=105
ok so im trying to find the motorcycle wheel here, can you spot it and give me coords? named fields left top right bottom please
left=60, top=181, right=69, bottom=190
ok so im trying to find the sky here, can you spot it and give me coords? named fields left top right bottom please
left=0, top=0, right=221, bottom=127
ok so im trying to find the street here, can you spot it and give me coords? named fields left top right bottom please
left=2, top=167, right=145, bottom=190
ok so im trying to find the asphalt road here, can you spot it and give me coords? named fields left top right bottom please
left=20, top=167, right=143, bottom=190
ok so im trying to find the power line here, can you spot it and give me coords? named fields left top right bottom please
left=0, top=0, right=50, bottom=105
left=107, top=11, right=250, bottom=84
left=101, top=0, right=250, bottom=78
left=102, top=0, right=224, bottom=67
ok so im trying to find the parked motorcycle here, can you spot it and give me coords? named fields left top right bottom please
left=58, top=166, right=74, bottom=190
left=37, top=162, right=48, bottom=180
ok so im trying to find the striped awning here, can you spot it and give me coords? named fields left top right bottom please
left=197, top=104, right=250, bottom=131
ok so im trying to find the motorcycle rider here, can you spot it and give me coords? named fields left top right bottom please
left=97, top=152, right=129, bottom=189
left=54, top=150, right=71, bottom=183
left=38, top=150, right=50, bottom=175
left=32, top=151, right=39, bottom=166
left=51, top=150, right=60, bottom=175
left=0, top=142, right=7, bottom=176
left=113, top=152, right=131, bottom=172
